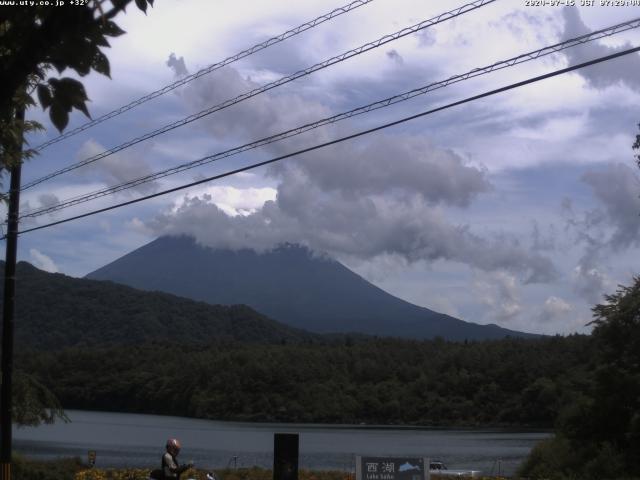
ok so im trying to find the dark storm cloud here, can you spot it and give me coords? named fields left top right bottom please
left=77, top=140, right=158, bottom=195
left=37, top=193, right=60, bottom=209
left=386, top=49, right=404, bottom=65
left=561, top=162, right=640, bottom=303
left=150, top=169, right=557, bottom=284
left=167, top=53, right=189, bottom=77
left=561, top=7, right=640, bottom=92
left=183, top=66, right=491, bottom=207
left=151, top=55, right=557, bottom=284
left=581, top=162, right=640, bottom=250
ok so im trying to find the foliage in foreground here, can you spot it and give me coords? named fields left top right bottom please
left=13, top=455, right=85, bottom=480
left=74, top=467, right=351, bottom=480
left=73, top=467, right=498, bottom=480
left=1, top=0, right=156, bottom=173
left=519, top=277, right=640, bottom=479
left=13, top=371, right=67, bottom=426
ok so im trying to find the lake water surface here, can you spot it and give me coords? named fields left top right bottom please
left=14, top=410, right=549, bottom=476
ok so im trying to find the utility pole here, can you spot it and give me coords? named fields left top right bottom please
left=0, top=105, right=25, bottom=480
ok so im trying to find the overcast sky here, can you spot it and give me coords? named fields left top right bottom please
left=7, top=0, right=640, bottom=335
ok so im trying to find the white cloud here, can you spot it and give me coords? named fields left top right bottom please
left=572, top=264, right=611, bottom=304
left=125, top=217, right=153, bottom=236
left=29, top=249, right=58, bottom=273
left=473, top=271, right=522, bottom=323
left=172, top=185, right=277, bottom=217
left=541, top=296, right=572, bottom=323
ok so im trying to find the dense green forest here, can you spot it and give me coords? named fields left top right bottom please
left=18, top=335, right=590, bottom=427
left=0, top=261, right=318, bottom=348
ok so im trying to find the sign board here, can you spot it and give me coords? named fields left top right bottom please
left=88, top=450, right=96, bottom=467
left=356, top=457, right=430, bottom=480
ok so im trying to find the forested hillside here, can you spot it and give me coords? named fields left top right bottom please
left=19, top=335, right=590, bottom=427
left=0, top=261, right=317, bottom=348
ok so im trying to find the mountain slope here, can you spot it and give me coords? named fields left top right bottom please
left=0, top=261, right=317, bottom=350
left=87, top=235, right=535, bottom=340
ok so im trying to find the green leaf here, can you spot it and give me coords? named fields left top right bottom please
left=135, top=0, right=147, bottom=13
left=49, top=103, right=69, bottom=132
left=48, top=78, right=91, bottom=121
left=94, top=35, right=111, bottom=48
left=51, top=59, right=66, bottom=74
left=75, top=101, right=91, bottom=119
left=102, top=20, right=126, bottom=37
left=37, top=84, right=52, bottom=109
left=91, top=49, right=110, bottom=78
left=53, top=77, right=88, bottom=103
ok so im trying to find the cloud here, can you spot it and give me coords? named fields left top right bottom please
left=417, top=28, right=436, bottom=47
left=473, top=271, right=522, bottom=323
left=564, top=205, right=611, bottom=303
left=182, top=66, right=332, bottom=148
left=149, top=180, right=557, bottom=284
left=581, top=162, right=640, bottom=250
left=147, top=48, right=558, bottom=300
left=125, top=217, right=153, bottom=236
left=531, top=220, right=558, bottom=252
left=37, top=193, right=60, bottom=208
left=166, top=52, right=189, bottom=77
left=561, top=7, right=640, bottom=92
left=572, top=264, right=610, bottom=304
left=386, top=49, right=404, bottom=65
left=274, top=134, right=492, bottom=208
left=29, top=249, right=58, bottom=273
left=181, top=65, right=492, bottom=204
left=174, top=185, right=277, bottom=217
left=76, top=140, right=157, bottom=194
left=540, top=295, right=572, bottom=323
left=562, top=162, right=640, bottom=303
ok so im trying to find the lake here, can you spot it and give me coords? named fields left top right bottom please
left=14, top=410, right=549, bottom=476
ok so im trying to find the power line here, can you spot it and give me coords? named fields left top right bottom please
left=21, top=0, right=497, bottom=192
left=19, top=16, right=640, bottom=220
left=11, top=45, right=640, bottom=238
left=32, top=0, right=375, bottom=152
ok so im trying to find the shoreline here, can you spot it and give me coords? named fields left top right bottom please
left=31, top=409, right=552, bottom=433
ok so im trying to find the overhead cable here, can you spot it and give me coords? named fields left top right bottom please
left=32, top=0, right=375, bottom=152
left=21, top=0, right=497, bottom=192
left=19, top=16, right=640, bottom=220
left=11, top=44, right=640, bottom=238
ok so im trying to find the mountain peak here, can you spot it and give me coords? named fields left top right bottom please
left=87, top=235, right=536, bottom=340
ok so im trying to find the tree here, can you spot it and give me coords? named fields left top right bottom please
left=0, top=0, right=155, bottom=173
left=519, top=277, right=640, bottom=479
left=0, top=0, right=155, bottom=428
left=585, top=277, right=640, bottom=471
left=13, top=372, right=67, bottom=427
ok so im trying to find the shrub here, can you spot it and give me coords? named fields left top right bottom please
left=13, top=455, right=85, bottom=480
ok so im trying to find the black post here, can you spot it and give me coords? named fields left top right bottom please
left=273, top=433, right=299, bottom=480
left=0, top=106, right=24, bottom=480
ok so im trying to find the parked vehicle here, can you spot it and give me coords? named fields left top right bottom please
left=429, top=460, right=481, bottom=477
